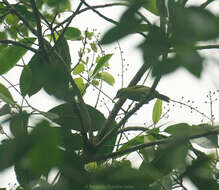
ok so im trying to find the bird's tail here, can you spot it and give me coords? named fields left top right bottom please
left=157, top=93, right=170, bottom=102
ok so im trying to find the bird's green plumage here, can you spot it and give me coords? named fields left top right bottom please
left=114, top=85, right=169, bottom=102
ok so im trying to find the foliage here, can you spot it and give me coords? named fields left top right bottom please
left=0, top=0, right=219, bottom=190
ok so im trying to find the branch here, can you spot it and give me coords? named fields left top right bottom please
left=200, top=0, right=215, bottom=8
left=30, top=0, right=44, bottom=52
left=93, top=129, right=219, bottom=163
left=81, top=1, right=118, bottom=25
left=0, top=39, right=37, bottom=52
left=78, top=3, right=127, bottom=15
left=117, top=126, right=148, bottom=134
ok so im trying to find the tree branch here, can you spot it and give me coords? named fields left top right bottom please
left=30, top=0, right=45, bottom=54
left=0, top=39, right=37, bottom=52
left=93, top=129, right=219, bottom=163
left=117, top=126, right=149, bottom=134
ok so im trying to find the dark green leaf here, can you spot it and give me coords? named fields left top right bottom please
left=0, top=38, right=35, bottom=75
left=152, top=142, right=189, bottom=174
left=152, top=57, right=180, bottom=77
left=97, top=122, right=117, bottom=156
left=14, top=4, right=35, bottom=22
left=179, top=51, right=203, bottom=78
left=0, top=82, right=14, bottom=105
left=14, top=161, right=40, bottom=189
left=184, top=155, right=219, bottom=190
left=139, top=25, right=170, bottom=61
left=101, top=2, right=142, bottom=44
left=0, top=136, right=34, bottom=171
left=190, top=124, right=218, bottom=148
left=164, top=123, right=190, bottom=137
left=0, top=104, right=10, bottom=116
left=64, top=27, right=81, bottom=41
left=20, top=65, right=32, bottom=97
left=27, top=54, right=45, bottom=96
left=48, top=103, right=106, bottom=131
left=27, top=120, right=62, bottom=175
left=10, top=114, right=26, bottom=137
left=171, top=6, right=219, bottom=45
left=93, top=166, right=152, bottom=189
left=92, top=54, right=113, bottom=76
left=43, top=38, right=71, bottom=100
left=44, top=0, right=71, bottom=10
left=119, top=135, right=144, bottom=151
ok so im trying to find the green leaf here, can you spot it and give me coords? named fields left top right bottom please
left=190, top=124, right=218, bottom=148
left=0, top=82, right=14, bottom=105
left=14, top=4, right=35, bottom=22
left=40, top=111, right=59, bottom=120
left=97, top=122, right=117, bottom=156
left=184, top=155, right=219, bottom=190
left=101, top=3, right=142, bottom=44
left=64, top=27, right=81, bottom=41
left=27, top=54, right=45, bottom=96
left=74, top=77, right=85, bottom=91
left=5, top=14, right=18, bottom=25
left=48, top=103, right=106, bottom=131
left=139, top=25, right=170, bottom=61
left=0, top=31, right=7, bottom=40
left=44, top=0, right=71, bottom=10
left=139, top=135, right=156, bottom=163
left=152, top=142, right=189, bottom=174
left=73, top=64, right=85, bottom=75
left=152, top=57, right=180, bottom=77
left=92, top=54, right=113, bottom=76
left=164, top=123, right=191, bottom=137
left=171, top=6, right=219, bottom=45
left=20, top=65, right=32, bottom=97
left=0, top=38, right=35, bottom=75
left=95, top=72, right=115, bottom=86
left=90, top=43, right=97, bottom=52
left=0, top=136, right=34, bottom=171
left=10, top=113, right=27, bottom=137
left=144, top=0, right=159, bottom=16
left=119, top=135, right=144, bottom=151
left=14, top=161, right=40, bottom=189
left=0, top=104, right=10, bottom=116
left=179, top=51, right=203, bottom=78
left=152, top=99, right=162, bottom=124
left=27, top=120, right=63, bottom=175
left=43, top=38, right=71, bottom=100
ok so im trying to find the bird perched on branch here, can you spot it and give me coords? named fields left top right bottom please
left=114, top=85, right=170, bottom=102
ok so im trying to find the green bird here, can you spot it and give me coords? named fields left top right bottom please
left=114, top=85, right=170, bottom=102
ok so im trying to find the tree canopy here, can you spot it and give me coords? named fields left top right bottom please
left=0, top=0, right=219, bottom=190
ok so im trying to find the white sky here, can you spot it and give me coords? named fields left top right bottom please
left=1, top=0, right=219, bottom=189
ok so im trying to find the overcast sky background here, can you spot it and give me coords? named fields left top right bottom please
left=1, top=0, right=219, bottom=188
